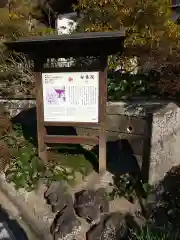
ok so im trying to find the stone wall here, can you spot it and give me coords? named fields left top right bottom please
left=1, top=98, right=180, bottom=185
left=0, top=98, right=36, bottom=117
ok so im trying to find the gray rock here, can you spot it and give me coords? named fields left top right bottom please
left=45, top=181, right=73, bottom=213
left=51, top=205, right=82, bottom=240
left=74, top=188, right=109, bottom=225
left=0, top=222, right=16, bottom=240
left=87, top=212, right=128, bottom=240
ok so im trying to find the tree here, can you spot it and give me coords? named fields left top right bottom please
left=75, top=0, right=180, bottom=98
left=0, top=0, right=55, bottom=97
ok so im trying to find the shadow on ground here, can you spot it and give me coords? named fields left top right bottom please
left=0, top=205, right=28, bottom=240
left=91, top=140, right=141, bottom=175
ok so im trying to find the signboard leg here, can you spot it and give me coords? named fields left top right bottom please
left=99, top=126, right=107, bottom=174
left=34, top=70, right=47, bottom=163
left=99, top=67, right=107, bottom=173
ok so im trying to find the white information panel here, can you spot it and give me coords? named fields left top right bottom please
left=42, top=72, right=99, bottom=123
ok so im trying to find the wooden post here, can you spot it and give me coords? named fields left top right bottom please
left=99, top=56, right=108, bottom=173
left=34, top=59, right=47, bottom=163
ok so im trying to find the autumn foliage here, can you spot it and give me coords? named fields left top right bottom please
left=75, top=0, right=180, bottom=98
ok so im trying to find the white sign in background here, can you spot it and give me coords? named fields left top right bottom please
left=42, top=72, right=99, bottom=123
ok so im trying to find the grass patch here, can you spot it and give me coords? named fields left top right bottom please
left=47, top=144, right=96, bottom=175
left=46, top=145, right=97, bottom=185
left=131, top=225, right=180, bottom=240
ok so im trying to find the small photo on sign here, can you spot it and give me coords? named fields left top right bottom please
left=45, top=86, right=66, bottom=105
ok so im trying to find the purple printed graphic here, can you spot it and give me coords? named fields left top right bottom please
left=45, top=86, right=66, bottom=105
left=55, top=89, right=66, bottom=102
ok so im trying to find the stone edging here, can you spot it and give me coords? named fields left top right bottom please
left=0, top=174, right=54, bottom=240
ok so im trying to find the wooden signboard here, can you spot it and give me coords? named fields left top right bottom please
left=5, top=31, right=125, bottom=173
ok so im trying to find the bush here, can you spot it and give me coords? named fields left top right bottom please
left=0, top=118, right=91, bottom=191
left=107, top=70, right=180, bottom=101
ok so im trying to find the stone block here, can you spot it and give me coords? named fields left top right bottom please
left=108, top=101, right=180, bottom=185
left=149, top=102, right=180, bottom=185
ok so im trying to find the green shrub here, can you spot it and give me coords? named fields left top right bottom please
left=107, top=71, right=159, bottom=101
left=2, top=124, right=93, bottom=191
left=6, top=148, right=44, bottom=191
left=4, top=131, right=45, bottom=191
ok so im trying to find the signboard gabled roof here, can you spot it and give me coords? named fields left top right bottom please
left=5, top=31, right=125, bottom=58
